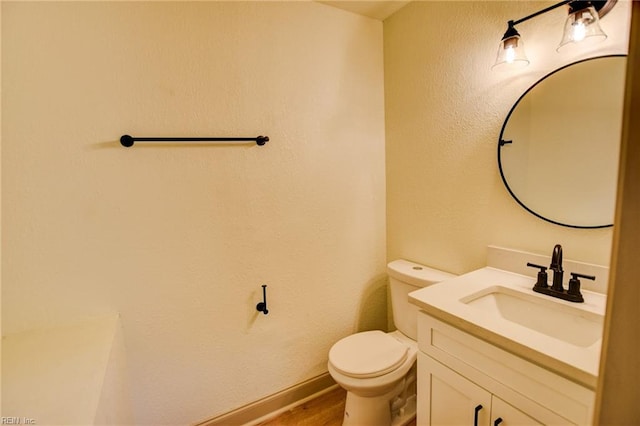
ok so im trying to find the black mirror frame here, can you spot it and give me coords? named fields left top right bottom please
left=497, top=54, right=626, bottom=229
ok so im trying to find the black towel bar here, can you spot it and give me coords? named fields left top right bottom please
left=120, top=134, right=269, bottom=147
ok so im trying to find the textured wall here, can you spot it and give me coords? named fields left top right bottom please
left=2, top=2, right=386, bottom=424
left=384, top=1, right=631, bottom=275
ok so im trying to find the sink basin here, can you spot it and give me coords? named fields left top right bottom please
left=460, top=285, right=603, bottom=347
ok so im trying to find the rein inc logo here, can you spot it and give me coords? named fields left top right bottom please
left=1, top=418, right=36, bottom=425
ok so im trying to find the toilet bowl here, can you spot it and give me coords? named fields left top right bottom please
left=328, top=260, right=455, bottom=426
left=328, top=330, right=418, bottom=426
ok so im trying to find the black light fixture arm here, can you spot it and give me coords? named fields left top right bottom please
left=510, top=0, right=572, bottom=27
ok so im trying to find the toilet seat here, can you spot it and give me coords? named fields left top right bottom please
left=329, top=331, right=408, bottom=379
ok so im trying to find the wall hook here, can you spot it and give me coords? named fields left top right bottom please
left=256, top=285, right=269, bottom=315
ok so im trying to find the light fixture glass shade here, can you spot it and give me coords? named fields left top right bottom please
left=557, top=5, right=607, bottom=52
left=492, top=34, right=530, bottom=70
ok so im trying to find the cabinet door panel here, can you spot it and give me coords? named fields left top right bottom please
left=418, top=353, right=492, bottom=426
left=492, top=396, right=543, bottom=426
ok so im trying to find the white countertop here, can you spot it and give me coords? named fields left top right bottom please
left=409, top=267, right=606, bottom=389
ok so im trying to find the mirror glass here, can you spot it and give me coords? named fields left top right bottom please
left=498, top=55, right=626, bottom=228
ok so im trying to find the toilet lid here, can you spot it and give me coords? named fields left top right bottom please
left=329, top=331, right=408, bottom=379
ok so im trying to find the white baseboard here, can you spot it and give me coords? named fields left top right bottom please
left=195, top=372, right=337, bottom=426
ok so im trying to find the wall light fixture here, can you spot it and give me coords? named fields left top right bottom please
left=492, top=0, right=617, bottom=70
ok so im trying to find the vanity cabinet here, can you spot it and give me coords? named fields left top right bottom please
left=416, top=314, right=595, bottom=426
left=420, top=353, right=550, bottom=425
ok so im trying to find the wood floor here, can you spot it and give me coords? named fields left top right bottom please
left=257, top=386, right=417, bottom=426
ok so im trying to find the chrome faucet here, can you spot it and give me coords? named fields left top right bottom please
left=549, top=244, right=564, bottom=292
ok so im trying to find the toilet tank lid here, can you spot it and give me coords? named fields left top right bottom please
left=387, top=259, right=456, bottom=288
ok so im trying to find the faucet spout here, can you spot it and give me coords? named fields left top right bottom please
left=550, top=244, right=563, bottom=271
left=550, top=244, right=564, bottom=291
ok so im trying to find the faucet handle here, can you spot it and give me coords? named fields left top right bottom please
left=527, top=262, right=549, bottom=290
left=567, top=272, right=595, bottom=302
left=570, top=272, right=596, bottom=281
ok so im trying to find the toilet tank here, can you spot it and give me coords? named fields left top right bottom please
left=387, top=259, right=456, bottom=340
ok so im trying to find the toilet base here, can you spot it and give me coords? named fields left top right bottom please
left=341, top=372, right=416, bottom=426
left=391, top=394, right=416, bottom=426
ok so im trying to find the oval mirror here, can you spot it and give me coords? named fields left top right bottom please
left=498, top=55, right=626, bottom=229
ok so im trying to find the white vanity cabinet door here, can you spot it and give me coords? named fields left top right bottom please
left=418, top=352, right=560, bottom=426
left=492, top=396, right=542, bottom=426
left=418, top=353, right=491, bottom=426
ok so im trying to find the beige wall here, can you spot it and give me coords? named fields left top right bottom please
left=384, top=1, right=631, bottom=274
left=2, top=2, right=386, bottom=424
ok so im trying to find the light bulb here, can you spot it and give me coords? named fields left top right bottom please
left=505, top=46, right=516, bottom=63
left=572, top=21, right=587, bottom=42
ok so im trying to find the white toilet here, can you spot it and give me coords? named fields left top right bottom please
left=328, top=259, right=455, bottom=426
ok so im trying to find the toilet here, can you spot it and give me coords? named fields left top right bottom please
left=328, top=259, right=456, bottom=426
